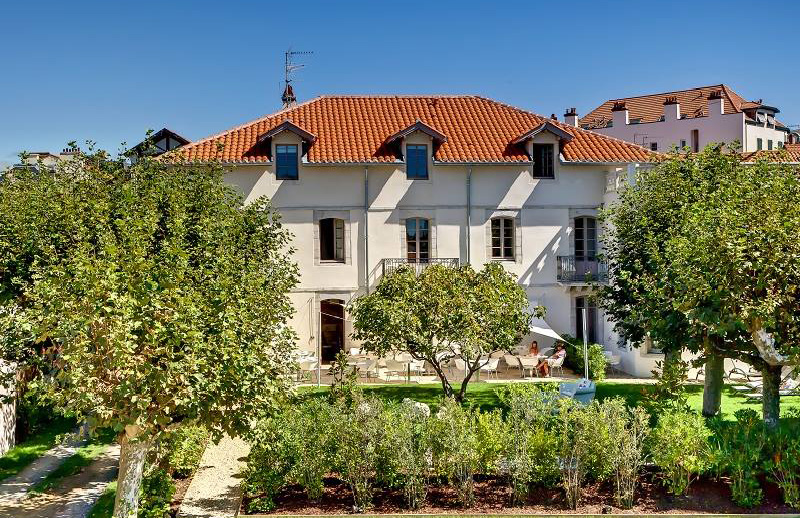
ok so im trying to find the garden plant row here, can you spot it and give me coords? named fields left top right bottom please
left=243, top=384, right=800, bottom=514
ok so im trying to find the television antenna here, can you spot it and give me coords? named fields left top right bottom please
left=281, top=48, right=313, bottom=108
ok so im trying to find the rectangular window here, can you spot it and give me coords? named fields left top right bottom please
left=276, top=144, right=298, bottom=180
left=691, top=129, right=699, bottom=152
left=406, top=145, right=428, bottom=179
left=757, top=138, right=763, bottom=151
left=406, top=218, right=429, bottom=262
left=490, top=218, right=514, bottom=259
left=779, top=141, right=784, bottom=149
left=650, top=142, right=658, bottom=151
left=680, top=139, right=687, bottom=149
left=575, top=296, right=598, bottom=344
left=319, top=218, right=345, bottom=262
left=532, top=144, right=555, bottom=178
left=768, top=140, right=773, bottom=150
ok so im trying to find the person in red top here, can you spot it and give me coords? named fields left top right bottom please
left=538, top=343, right=566, bottom=377
left=529, top=340, right=539, bottom=356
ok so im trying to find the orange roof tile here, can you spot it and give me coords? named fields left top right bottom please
left=171, top=96, right=653, bottom=164
left=741, top=143, right=800, bottom=163
left=580, top=84, right=768, bottom=129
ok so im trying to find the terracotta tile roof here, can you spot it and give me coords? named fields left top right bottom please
left=580, top=84, right=769, bottom=129
left=171, top=96, right=654, bottom=164
left=742, top=143, right=800, bottom=163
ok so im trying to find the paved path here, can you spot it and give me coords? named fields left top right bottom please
left=0, top=431, right=87, bottom=504
left=177, top=436, right=249, bottom=518
left=0, top=443, right=119, bottom=518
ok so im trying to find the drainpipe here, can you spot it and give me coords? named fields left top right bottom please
left=364, top=166, right=370, bottom=293
left=466, top=164, right=473, bottom=265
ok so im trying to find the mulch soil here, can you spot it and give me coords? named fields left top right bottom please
left=242, top=470, right=798, bottom=515
left=169, top=473, right=195, bottom=517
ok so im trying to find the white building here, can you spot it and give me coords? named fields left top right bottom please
left=575, top=84, right=790, bottom=153
left=175, top=95, right=661, bottom=376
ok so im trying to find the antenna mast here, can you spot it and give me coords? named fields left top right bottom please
left=282, top=48, right=313, bottom=108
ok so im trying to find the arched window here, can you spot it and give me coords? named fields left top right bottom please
left=319, top=218, right=345, bottom=262
left=490, top=217, right=515, bottom=259
left=405, top=218, right=430, bottom=262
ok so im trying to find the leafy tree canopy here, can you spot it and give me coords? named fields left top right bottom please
left=350, top=262, right=536, bottom=401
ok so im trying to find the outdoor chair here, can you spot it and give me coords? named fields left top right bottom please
left=297, top=359, right=318, bottom=383
left=503, top=354, right=520, bottom=372
left=408, top=359, right=425, bottom=377
left=479, top=358, right=500, bottom=379
left=743, top=376, right=800, bottom=400
left=348, top=347, right=361, bottom=356
left=383, top=358, right=407, bottom=380
left=548, top=355, right=565, bottom=377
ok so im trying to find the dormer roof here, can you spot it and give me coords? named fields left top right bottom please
left=511, top=121, right=574, bottom=146
left=257, top=119, right=317, bottom=144
left=170, top=96, right=654, bottom=164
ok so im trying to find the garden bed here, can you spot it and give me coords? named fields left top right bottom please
left=242, top=471, right=798, bottom=515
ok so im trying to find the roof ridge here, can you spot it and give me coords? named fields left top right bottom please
left=475, top=96, right=656, bottom=155
left=596, top=84, right=728, bottom=104
left=177, top=96, right=326, bottom=152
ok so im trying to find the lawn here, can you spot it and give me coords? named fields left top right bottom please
left=0, top=416, right=76, bottom=481
left=28, top=427, right=116, bottom=494
left=87, top=481, right=116, bottom=518
left=300, top=380, right=800, bottom=418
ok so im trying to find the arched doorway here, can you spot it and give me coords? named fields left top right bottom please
left=320, top=299, right=345, bottom=363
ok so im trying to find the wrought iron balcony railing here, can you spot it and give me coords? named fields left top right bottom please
left=557, top=255, right=608, bottom=284
left=381, top=258, right=460, bottom=276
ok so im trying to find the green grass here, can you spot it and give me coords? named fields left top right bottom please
left=0, top=416, right=76, bottom=482
left=28, top=428, right=116, bottom=494
left=301, top=380, right=800, bottom=419
left=86, top=480, right=116, bottom=518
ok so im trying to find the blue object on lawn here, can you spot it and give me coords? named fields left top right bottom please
left=559, top=378, right=596, bottom=405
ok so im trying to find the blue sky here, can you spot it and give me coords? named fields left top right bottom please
left=1, top=0, right=797, bottom=165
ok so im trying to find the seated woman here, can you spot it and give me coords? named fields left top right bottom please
left=537, top=343, right=567, bottom=377
left=528, top=340, right=539, bottom=357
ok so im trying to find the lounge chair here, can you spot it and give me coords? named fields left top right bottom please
left=548, top=355, right=566, bottom=377
left=479, top=358, right=500, bottom=379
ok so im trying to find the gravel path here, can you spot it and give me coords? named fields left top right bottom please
left=0, top=443, right=119, bottom=518
left=177, top=436, right=249, bottom=518
left=0, top=428, right=87, bottom=504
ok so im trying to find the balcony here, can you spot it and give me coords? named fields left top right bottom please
left=557, top=256, right=608, bottom=284
left=381, top=258, right=460, bottom=276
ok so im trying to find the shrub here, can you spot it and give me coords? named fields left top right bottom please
left=502, top=384, right=561, bottom=504
left=556, top=398, right=591, bottom=509
left=560, top=335, right=608, bottom=381
left=474, top=409, right=508, bottom=476
left=243, top=413, right=296, bottom=505
left=383, top=400, right=433, bottom=509
left=161, top=425, right=210, bottom=478
left=712, top=409, right=766, bottom=508
left=138, top=467, right=175, bottom=518
left=289, top=399, right=336, bottom=501
left=431, top=399, right=480, bottom=507
left=768, top=429, right=800, bottom=508
left=643, top=356, right=690, bottom=418
left=650, top=410, right=711, bottom=495
left=334, top=396, right=387, bottom=511
left=605, top=399, right=649, bottom=509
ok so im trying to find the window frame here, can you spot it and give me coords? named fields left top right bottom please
left=319, top=217, right=345, bottom=263
left=275, top=144, right=299, bottom=180
left=405, top=217, right=430, bottom=262
left=756, top=138, right=763, bottom=151
left=532, top=143, right=555, bottom=178
left=575, top=296, right=598, bottom=344
left=650, top=142, right=658, bottom=151
left=574, top=216, right=597, bottom=260
left=405, top=144, right=429, bottom=180
left=490, top=217, right=515, bottom=260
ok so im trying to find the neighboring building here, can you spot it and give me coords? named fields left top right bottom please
left=9, top=146, right=81, bottom=172
left=126, top=128, right=189, bottom=163
left=575, top=84, right=790, bottom=153
left=174, top=95, right=661, bottom=376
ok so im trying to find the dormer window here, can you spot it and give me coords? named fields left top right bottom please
left=532, top=144, right=555, bottom=178
left=276, top=144, right=299, bottom=180
left=406, top=144, right=429, bottom=180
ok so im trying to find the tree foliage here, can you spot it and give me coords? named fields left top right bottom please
left=350, top=263, right=534, bottom=401
left=0, top=147, right=299, bottom=515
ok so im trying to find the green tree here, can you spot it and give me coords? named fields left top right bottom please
left=0, top=147, right=299, bottom=516
left=666, top=153, right=800, bottom=428
left=600, top=146, right=746, bottom=416
left=350, top=263, right=534, bottom=401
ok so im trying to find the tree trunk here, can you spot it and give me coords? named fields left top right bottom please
left=761, top=364, right=782, bottom=431
left=702, top=354, right=724, bottom=417
left=113, top=426, right=151, bottom=518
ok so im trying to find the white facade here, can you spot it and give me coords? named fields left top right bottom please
left=223, top=128, right=652, bottom=375
left=577, top=96, right=787, bottom=153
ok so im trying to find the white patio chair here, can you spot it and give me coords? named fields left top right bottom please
left=547, top=355, right=565, bottom=377
left=297, top=360, right=318, bottom=382
left=503, top=354, right=520, bottom=372
left=383, top=358, right=407, bottom=380
left=349, top=347, right=361, bottom=356
left=408, top=359, right=425, bottom=377
left=480, top=358, right=500, bottom=379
